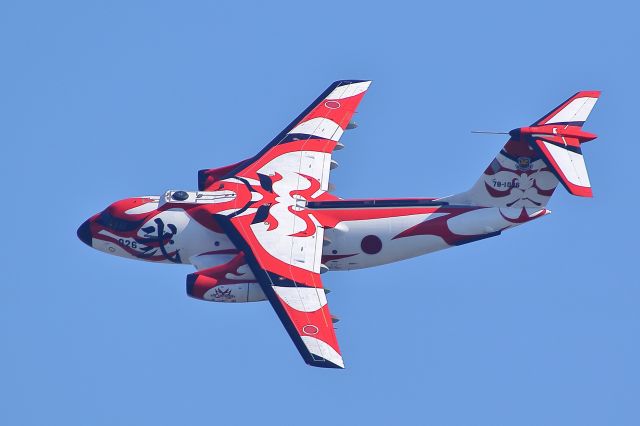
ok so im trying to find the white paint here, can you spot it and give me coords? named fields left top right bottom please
left=300, top=336, right=344, bottom=368
left=442, top=151, right=559, bottom=209
left=196, top=190, right=238, bottom=204
left=326, top=81, right=371, bottom=100
left=176, top=214, right=236, bottom=263
left=240, top=177, right=260, bottom=186
left=274, top=286, right=327, bottom=312
left=203, top=283, right=266, bottom=303
left=310, top=187, right=325, bottom=199
left=309, top=213, right=324, bottom=273
left=241, top=150, right=330, bottom=273
left=225, top=263, right=254, bottom=280
left=124, top=202, right=159, bottom=215
left=323, top=204, right=552, bottom=272
left=320, top=151, right=332, bottom=191
left=546, top=97, right=598, bottom=124
left=257, top=150, right=330, bottom=185
left=446, top=209, right=506, bottom=236
left=324, top=214, right=450, bottom=270
left=290, top=117, right=344, bottom=141
left=249, top=208, right=322, bottom=273
left=159, top=189, right=239, bottom=206
left=92, top=237, right=130, bottom=258
left=189, top=254, right=236, bottom=271
left=248, top=283, right=267, bottom=302
left=543, top=142, right=591, bottom=187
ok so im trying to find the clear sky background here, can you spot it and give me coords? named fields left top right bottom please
left=1, top=1, right=638, bottom=425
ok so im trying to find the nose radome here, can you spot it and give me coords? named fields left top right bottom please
left=77, top=219, right=93, bottom=247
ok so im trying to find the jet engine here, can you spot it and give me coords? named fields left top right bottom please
left=185, top=255, right=267, bottom=303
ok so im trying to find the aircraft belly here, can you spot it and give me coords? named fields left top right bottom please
left=321, top=207, right=548, bottom=271
left=322, top=213, right=449, bottom=270
left=179, top=217, right=237, bottom=267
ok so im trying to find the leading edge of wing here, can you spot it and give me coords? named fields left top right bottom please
left=268, top=79, right=371, bottom=146
left=222, top=80, right=371, bottom=180
left=214, top=214, right=345, bottom=369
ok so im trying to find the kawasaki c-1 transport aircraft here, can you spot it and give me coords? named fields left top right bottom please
left=78, top=81, right=600, bottom=368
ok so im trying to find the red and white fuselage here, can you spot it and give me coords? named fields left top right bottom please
left=78, top=187, right=548, bottom=302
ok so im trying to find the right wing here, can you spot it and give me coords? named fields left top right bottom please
left=198, top=80, right=371, bottom=192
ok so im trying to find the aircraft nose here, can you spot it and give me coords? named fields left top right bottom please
left=77, top=219, right=93, bottom=247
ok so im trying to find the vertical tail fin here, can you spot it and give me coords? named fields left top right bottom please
left=444, top=91, right=600, bottom=208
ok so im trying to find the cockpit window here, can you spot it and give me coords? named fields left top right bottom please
left=171, top=191, right=189, bottom=201
left=96, top=211, right=144, bottom=232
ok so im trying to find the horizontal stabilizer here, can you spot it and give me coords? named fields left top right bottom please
left=533, top=139, right=592, bottom=197
left=447, top=90, right=601, bottom=208
left=517, top=91, right=600, bottom=197
left=532, top=91, right=600, bottom=127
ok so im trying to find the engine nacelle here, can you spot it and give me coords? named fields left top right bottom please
left=186, top=272, right=266, bottom=303
left=186, top=252, right=266, bottom=303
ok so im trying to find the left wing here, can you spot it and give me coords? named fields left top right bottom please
left=213, top=80, right=371, bottom=368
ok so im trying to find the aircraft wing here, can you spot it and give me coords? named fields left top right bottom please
left=213, top=80, right=371, bottom=368
left=218, top=209, right=343, bottom=368
left=223, top=79, right=370, bottom=188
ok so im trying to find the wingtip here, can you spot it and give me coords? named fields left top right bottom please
left=573, top=187, right=594, bottom=198
left=333, top=79, right=372, bottom=86
left=306, top=358, right=345, bottom=369
left=575, top=90, right=601, bottom=98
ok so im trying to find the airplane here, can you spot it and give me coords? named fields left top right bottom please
left=77, top=81, right=600, bottom=368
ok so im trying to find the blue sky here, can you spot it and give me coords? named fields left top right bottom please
left=1, top=1, right=638, bottom=425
